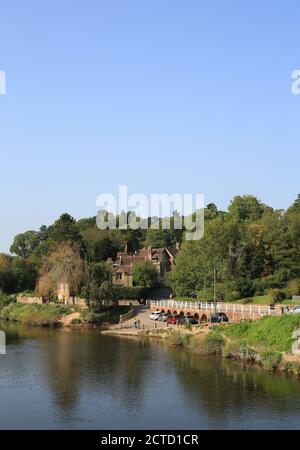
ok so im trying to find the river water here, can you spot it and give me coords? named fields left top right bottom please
left=1, top=320, right=300, bottom=430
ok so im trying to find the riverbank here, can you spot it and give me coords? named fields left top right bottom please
left=131, top=315, right=300, bottom=375
left=0, top=298, right=131, bottom=328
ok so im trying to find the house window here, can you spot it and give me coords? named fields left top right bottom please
left=116, top=273, right=123, bottom=280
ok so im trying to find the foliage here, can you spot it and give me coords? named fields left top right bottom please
left=81, top=262, right=116, bottom=311
left=112, top=286, right=149, bottom=300
left=267, top=288, right=286, bottom=303
left=81, top=305, right=130, bottom=325
left=168, top=194, right=300, bottom=300
left=169, top=330, right=192, bottom=347
left=0, top=254, right=37, bottom=294
left=191, top=333, right=225, bottom=355
left=259, top=352, right=282, bottom=371
left=38, top=243, right=84, bottom=299
left=10, top=231, right=40, bottom=258
left=0, top=302, right=66, bottom=326
left=5, top=193, right=300, bottom=303
left=132, top=260, right=158, bottom=288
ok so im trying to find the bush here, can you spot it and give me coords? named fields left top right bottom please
left=0, top=292, right=16, bottom=307
left=268, top=288, right=286, bottom=303
left=70, top=317, right=82, bottom=325
left=222, top=341, right=257, bottom=361
left=226, top=278, right=255, bottom=300
left=113, top=286, right=149, bottom=301
left=273, top=269, right=293, bottom=286
left=283, top=279, right=300, bottom=299
left=242, top=298, right=253, bottom=305
left=169, top=331, right=191, bottom=347
left=226, top=291, right=241, bottom=302
left=259, top=352, right=282, bottom=370
left=195, top=333, right=225, bottom=355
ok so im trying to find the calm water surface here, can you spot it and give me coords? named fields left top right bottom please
left=1, top=320, right=300, bottom=430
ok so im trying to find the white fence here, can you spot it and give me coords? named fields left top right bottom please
left=149, top=300, right=281, bottom=317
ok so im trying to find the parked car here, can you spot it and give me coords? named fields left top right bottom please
left=167, top=314, right=181, bottom=325
left=158, top=313, right=170, bottom=322
left=150, top=311, right=162, bottom=321
left=211, top=313, right=229, bottom=323
left=179, top=315, right=198, bottom=325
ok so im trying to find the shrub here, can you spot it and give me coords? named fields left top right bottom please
left=0, top=292, right=16, bottom=307
left=259, top=352, right=282, bottom=370
left=242, top=298, right=253, bottom=305
left=268, top=288, right=286, bottom=303
left=70, top=317, right=82, bottom=325
left=222, top=341, right=257, bottom=361
left=195, top=333, right=225, bottom=355
left=226, top=278, right=255, bottom=300
left=283, top=279, right=300, bottom=299
left=113, top=286, right=149, bottom=301
left=227, top=291, right=241, bottom=302
left=169, top=331, right=191, bottom=347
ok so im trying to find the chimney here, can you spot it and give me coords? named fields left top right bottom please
left=176, top=242, right=180, bottom=251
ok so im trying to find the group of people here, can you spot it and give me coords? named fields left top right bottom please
left=133, top=318, right=142, bottom=329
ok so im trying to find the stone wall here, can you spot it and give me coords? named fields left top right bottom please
left=17, top=295, right=87, bottom=308
left=17, top=296, right=44, bottom=305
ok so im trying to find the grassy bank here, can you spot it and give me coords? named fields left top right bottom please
left=144, top=315, right=300, bottom=375
left=0, top=294, right=131, bottom=327
left=0, top=302, right=75, bottom=326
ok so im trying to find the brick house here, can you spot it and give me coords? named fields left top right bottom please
left=109, top=243, right=180, bottom=287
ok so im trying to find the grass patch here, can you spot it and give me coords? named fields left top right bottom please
left=169, top=330, right=192, bottom=347
left=189, top=332, right=225, bottom=355
left=218, top=315, right=300, bottom=353
left=0, top=303, right=66, bottom=326
left=235, top=295, right=273, bottom=305
left=259, top=351, right=282, bottom=370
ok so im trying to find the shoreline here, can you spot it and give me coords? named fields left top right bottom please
left=2, top=301, right=300, bottom=377
left=102, top=320, right=300, bottom=377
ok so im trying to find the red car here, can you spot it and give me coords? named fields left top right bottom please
left=167, top=314, right=181, bottom=325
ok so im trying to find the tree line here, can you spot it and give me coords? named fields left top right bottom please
left=1, top=194, right=300, bottom=306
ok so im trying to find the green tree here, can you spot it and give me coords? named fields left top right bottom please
left=48, top=213, right=83, bottom=247
left=10, top=231, right=39, bottom=258
left=228, top=195, right=269, bottom=222
left=81, top=262, right=115, bottom=310
left=132, top=260, right=158, bottom=288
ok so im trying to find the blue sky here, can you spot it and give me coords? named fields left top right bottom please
left=0, top=0, right=300, bottom=253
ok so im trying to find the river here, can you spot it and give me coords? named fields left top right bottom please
left=1, top=320, right=300, bottom=430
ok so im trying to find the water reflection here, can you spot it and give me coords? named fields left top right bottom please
left=1, top=321, right=300, bottom=429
